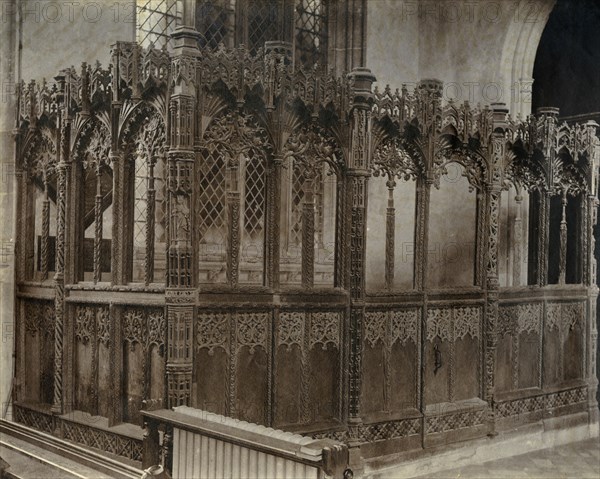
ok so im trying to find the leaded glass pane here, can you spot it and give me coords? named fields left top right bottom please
left=295, top=0, right=328, bottom=69
left=248, top=0, right=280, bottom=53
left=197, top=146, right=227, bottom=265
left=196, top=0, right=234, bottom=49
left=137, top=0, right=182, bottom=49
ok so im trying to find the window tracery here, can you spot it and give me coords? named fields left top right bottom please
left=137, top=0, right=183, bottom=49
left=138, top=1, right=328, bottom=69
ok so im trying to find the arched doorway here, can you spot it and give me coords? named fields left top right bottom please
left=532, top=0, right=600, bottom=404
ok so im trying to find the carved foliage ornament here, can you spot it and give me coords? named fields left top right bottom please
left=196, top=312, right=229, bottom=355
left=120, top=104, right=165, bottom=157
left=310, top=312, right=341, bottom=350
left=426, top=306, right=481, bottom=342
left=277, top=312, right=304, bottom=351
left=23, top=129, right=57, bottom=179
left=203, top=111, right=270, bottom=169
left=75, top=305, right=110, bottom=346
left=24, top=300, right=55, bottom=337
left=364, top=309, right=419, bottom=348
left=497, top=303, right=542, bottom=336
left=283, top=124, right=343, bottom=178
left=372, top=136, right=422, bottom=183
left=546, top=302, right=583, bottom=332
left=74, top=119, right=111, bottom=171
left=123, top=308, right=166, bottom=354
left=196, top=311, right=270, bottom=355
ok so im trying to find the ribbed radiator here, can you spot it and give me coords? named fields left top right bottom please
left=163, top=406, right=347, bottom=479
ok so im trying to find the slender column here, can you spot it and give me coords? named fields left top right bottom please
left=52, top=107, right=67, bottom=415
left=265, top=157, right=282, bottom=289
left=334, top=174, right=347, bottom=288
left=40, top=172, right=50, bottom=280
left=165, top=25, right=199, bottom=408
left=93, top=165, right=103, bottom=283
left=145, top=159, right=156, bottom=285
left=538, top=192, right=550, bottom=286
left=226, top=164, right=240, bottom=287
left=108, top=303, right=122, bottom=426
left=558, top=191, right=568, bottom=285
left=483, top=113, right=506, bottom=435
left=536, top=107, right=559, bottom=287
left=586, top=193, right=599, bottom=423
left=111, top=150, right=127, bottom=284
left=345, top=68, right=374, bottom=451
left=301, top=175, right=315, bottom=288
left=385, top=180, right=395, bottom=290
left=512, top=193, right=523, bottom=286
left=414, top=177, right=431, bottom=291
left=475, top=190, right=486, bottom=286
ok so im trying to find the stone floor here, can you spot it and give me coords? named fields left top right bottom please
left=410, top=437, right=600, bottom=479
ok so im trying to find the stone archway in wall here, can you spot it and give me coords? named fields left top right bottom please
left=530, top=0, right=600, bottom=403
left=498, top=0, right=556, bottom=119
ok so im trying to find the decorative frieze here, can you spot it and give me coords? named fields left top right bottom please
left=312, top=417, right=421, bottom=443
left=426, top=306, right=481, bottom=342
left=425, top=409, right=486, bottom=434
left=24, top=300, right=55, bottom=337
left=496, top=386, right=587, bottom=418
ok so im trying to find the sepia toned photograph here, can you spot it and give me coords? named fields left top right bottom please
left=0, top=0, right=599, bottom=477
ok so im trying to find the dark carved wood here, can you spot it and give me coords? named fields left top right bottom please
left=11, top=34, right=600, bottom=467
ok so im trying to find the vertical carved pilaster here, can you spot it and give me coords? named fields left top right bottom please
left=302, top=176, right=315, bottom=288
left=145, top=160, right=156, bottom=285
left=166, top=27, right=199, bottom=408
left=475, top=191, right=486, bottom=287
left=558, top=192, right=568, bottom=285
left=334, top=175, right=347, bottom=288
left=414, top=178, right=431, bottom=291
left=108, top=303, right=122, bottom=426
left=539, top=192, right=550, bottom=286
left=265, top=158, right=282, bottom=289
left=93, top=167, right=102, bottom=284
left=483, top=123, right=505, bottom=436
left=512, top=193, right=523, bottom=286
left=586, top=194, right=599, bottom=420
left=346, top=68, right=374, bottom=444
left=385, top=181, right=395, bottom=290
left=40, top=181, right=50, bottom=280
left=111, top=152, right=126, bottom=284
left=226, top=191, right=240, bottom=288
left=52, top=133, right=67, bottom=415
left=166, top=301, right=193, bottom=408
left=227, top=312, right=236, bottom=417
left=15, top=168, right=26, bottom=282
left=300, top=313, right=311, bottom=423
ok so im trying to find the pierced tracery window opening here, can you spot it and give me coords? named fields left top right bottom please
left=33, top=175, right=57, bottom=279
left=81, top=160, right=113, bottom=283
left=137, top=0, right=182, bottom=49
left=132, top=151, right=167, bottom=284
left=239, top=155, right=267, bottom=284
left=197, top=145, right=227, bottom=282
left=283, top=158, right=335, bottom=286
left=290, top=165, right=306, bottom=249
left=295, top=0, right=328, bottom=70
left=247, top=0, right=280, bottom=54
left=196, top=0, right=235, bottom=49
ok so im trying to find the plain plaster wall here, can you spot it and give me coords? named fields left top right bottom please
left=18, top=0, right=136, bottom=81
left=367, top=0, right=555, bottom=115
